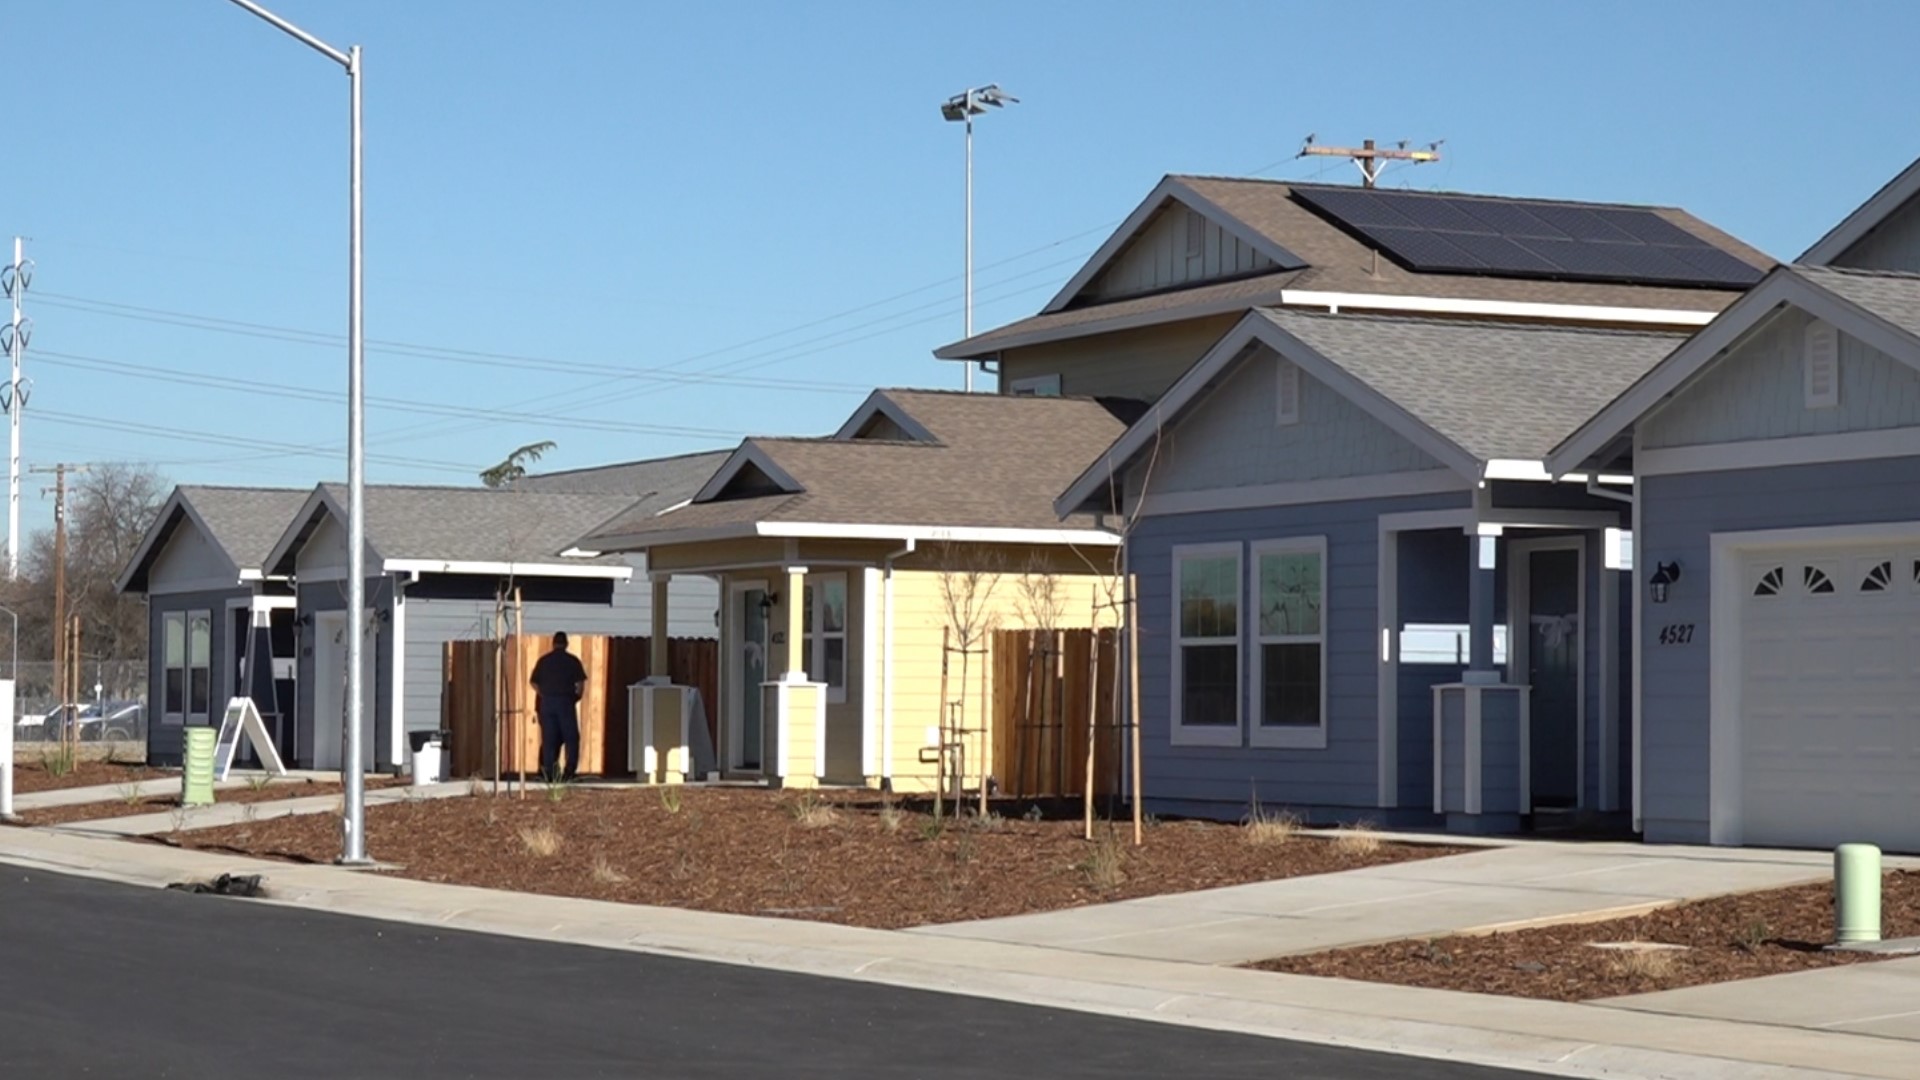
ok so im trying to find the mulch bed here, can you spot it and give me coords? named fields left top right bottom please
left=14, top=776, right=399, bottom=828
left=9, top=759, right=165, bottom=794
left=1255, top=870, right=1920, bottom=1001
left=175, top=788, right=1459, bottom=929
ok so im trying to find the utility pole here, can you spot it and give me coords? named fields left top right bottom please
left=1298, top=136, right=1442, bottom=188
left=34, top=464, right=86, bottom=735
left=2, top=240, right=32, bottom=581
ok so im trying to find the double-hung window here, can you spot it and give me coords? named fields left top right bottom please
left=1251, top=538, right=1327, bottom=748
left=162, top=609, right=213, bottom=725
left=1171, top=544, right=1241, bottom=745
left=803, top=574, right=848, bottom=704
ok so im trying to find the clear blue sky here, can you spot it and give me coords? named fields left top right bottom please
left=10, top=0, right=1920, bottom=537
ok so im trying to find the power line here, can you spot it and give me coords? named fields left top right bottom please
left=30, top=408, right=479, bottom=475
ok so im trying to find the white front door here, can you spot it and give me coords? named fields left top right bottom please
left=311, top=611, right=377, bottom=773
left=1733, top=543, right=1920, bottom=851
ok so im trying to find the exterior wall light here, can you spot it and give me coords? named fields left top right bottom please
left=1649, top=562, right=1682, bottom=604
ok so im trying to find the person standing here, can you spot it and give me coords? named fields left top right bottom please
left=529, top=631, right=588, bottom=782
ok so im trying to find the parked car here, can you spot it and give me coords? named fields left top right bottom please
left=32, top=701, right=145, bottom=742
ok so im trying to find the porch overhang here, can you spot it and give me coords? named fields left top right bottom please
left=590, top=520, right=1121, bottom=557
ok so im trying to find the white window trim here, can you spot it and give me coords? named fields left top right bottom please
left=804, top=573, right=848, bottom=705
left=1170, top=542, right=1243, bottom=747
left=1275, top=357, right=1300, bottom=427
left=1009, top=373, right=1062, bottom=397
left=1804, top=319, right=1839, bottom=409
left=161, top=611, right=186, bottom=726
left=1249, top=537, right=1329, bottom=749
left=186, top=608, right=212, bottom=724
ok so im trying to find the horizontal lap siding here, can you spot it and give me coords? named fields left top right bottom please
left=1131, top=491, right=1466, bottom=816
left=1640, top=455, right=1920, bottom=843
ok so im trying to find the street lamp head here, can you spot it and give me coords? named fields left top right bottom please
left=941, top=84, right=1018, bottom=122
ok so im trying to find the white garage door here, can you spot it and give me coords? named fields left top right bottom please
left=1739, top=546, right=1920, bottom=852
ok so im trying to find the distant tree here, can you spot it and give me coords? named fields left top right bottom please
left=480, top=441, right=557, bottom=488
left=0, top=462, right=167, bottom=663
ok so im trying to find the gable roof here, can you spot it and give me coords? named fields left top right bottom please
left=1800, top=156, right=1920, bottom=265
left=1547, top=264, right=1920, bottom=475
left=940, top=176, right=1771, bottom=360
left=1058, top=309, right=1684, bottom=515
left=116, top=485, right=310, bottom=594
left=510, top=448, right=731, bottom=524
left=264, top=485, right=640, bottom=579
left=580, top=388, right=1137, bottom=551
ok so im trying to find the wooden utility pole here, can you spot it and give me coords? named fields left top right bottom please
left=1298, top=136, right=1442, bottom=188
left=32, top=463, right=86, bottom=742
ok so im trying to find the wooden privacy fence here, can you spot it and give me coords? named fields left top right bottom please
left=992, top=628, right=1121, bottom=799
left=443, top=634, right=719, bottom=778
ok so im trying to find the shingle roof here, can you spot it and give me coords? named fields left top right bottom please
left=1256, top=308, right=1688, bottom=462
left=300, top=485, right=639, bottom=568
left=1790, top=264, right=1920, bottom=340
left=176, top=486, right=312, bottom=572
left=582, top=389, right=1136, bottom=547
left=510, top=449, right=731, bottom=498
left=939, top=176, right=1772, bottom=358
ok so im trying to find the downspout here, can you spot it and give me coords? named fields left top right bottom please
left=880, top=538, right=916, bottom=789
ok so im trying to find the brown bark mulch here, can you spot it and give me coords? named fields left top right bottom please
left=9, top=759, right=165, bottom=795
left=174, top=788, right=1460, bottom=929
left=14, top=776, right=400, bottom=828
left=1254, top=870, right=1920, bottom=1001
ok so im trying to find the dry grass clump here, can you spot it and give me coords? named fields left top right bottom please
left=1333, top=820, right=1383, bottom=856
left=518, top=823, right=564, bottom=857
left=1243, top=810, right=1300, bottom=847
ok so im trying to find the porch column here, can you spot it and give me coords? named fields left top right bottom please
left=649, top=576, right=670, bottom=675
left=1467, top=526, right=1500, bottom=684
left=783, top=565, right=808, bottom=680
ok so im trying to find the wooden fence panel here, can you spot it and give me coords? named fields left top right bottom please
left=442, top=635, right=719, bottom=778
left=990, top=628, right=1119, bottom=799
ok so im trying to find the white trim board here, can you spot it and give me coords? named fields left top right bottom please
left=1801, top=156, right=1920, bottom=264
left=594, top=520, right=1122, bottom=553
left=1276, top=290, right=1718, bottom=328
left=1638, top=428, right=1920, bottom=476
left=1508, top=535, right=1588, bottom=812
left=1138, top=471, right=1468, bottom=519
left=379, top=559, right=633, bottom=581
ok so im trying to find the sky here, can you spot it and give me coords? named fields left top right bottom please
left=7, top=0, right=1920, bottom=540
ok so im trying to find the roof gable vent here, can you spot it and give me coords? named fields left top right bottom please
left=1804, top=319, right=1840, bottom=409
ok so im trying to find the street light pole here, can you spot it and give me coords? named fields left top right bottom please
left=941, top=84, right=1017, bottom=394
left=225, top=0, right=370, bottom=864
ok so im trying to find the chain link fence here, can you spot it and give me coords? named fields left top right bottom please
left=10, top=660, right=147, bottom=745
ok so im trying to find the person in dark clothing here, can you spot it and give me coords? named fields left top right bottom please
left=529, top=631, right=588, bottom=782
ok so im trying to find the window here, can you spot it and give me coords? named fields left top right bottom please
left=1251, top=539, right=1328, bottom=748
left=188, top=611, right=212, bottom=719
left=1804, top=320, right=1839, bottom=409
left=1009, top=373, right=1062, bottom=397
left=1275, top=358, right=1301, bottom=426
left=1171, top=544, right=1241, bottom=745
left=1398, top=624, right=1511, bottom=665
left=162, top=612, right=186, bottom=722
left=803, top=574, right=848, bottom=703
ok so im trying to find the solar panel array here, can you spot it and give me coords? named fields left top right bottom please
left=1291, top=186, right=1764, bottom=289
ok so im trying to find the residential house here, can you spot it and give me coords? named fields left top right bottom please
left=949, top=175, right=1772, bottom=829
left=573, top=389, right=1134, bottom=791
left=1548, top=156, right=1920, bottom=852
left=261, top=484, right=645, bottom=771
left=116, top=485, right=311, bottom=766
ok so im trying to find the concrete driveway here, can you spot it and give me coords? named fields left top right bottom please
left=911, top=840, right=1870, bottom=966
left=1598, top=956, right=1920, bottom=1040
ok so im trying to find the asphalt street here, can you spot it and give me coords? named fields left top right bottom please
left=0, top=867, right=1540, bottom=1079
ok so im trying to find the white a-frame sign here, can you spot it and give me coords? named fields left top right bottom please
left=214, top=697, right=289, bottom=782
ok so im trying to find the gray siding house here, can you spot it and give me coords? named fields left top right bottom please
left=1550, top=156, right=1920, bottom=852
left=116, top=486, right=311, bottom=766
left=262, top=484, right=646, bottom=772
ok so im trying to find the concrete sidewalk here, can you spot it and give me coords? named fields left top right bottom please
left=1599, top=956, right=1920, bottom=1040
left=0, top=825, right=1908, bottom=1080
left=914, top=842, right=1871, bottom=965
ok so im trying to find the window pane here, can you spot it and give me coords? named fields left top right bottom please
left=189, top=613, right=211, bottom=666
left=1259, top=551, right=1321, bottom=637
left=164, top=670, right=184, bottom=715
left=1260, top=643, right=1320, bottom=727
left=1180, top=644, right=1237, bottom=726
left=164, top=613, right=185, bottom=666
left=821, top=579, right=846, bottom=633
left=1179, top=556, right=1237, bottom=638
left=824, top=638, right=845, bottom=689
left=190, top=668, right=210, bottom=715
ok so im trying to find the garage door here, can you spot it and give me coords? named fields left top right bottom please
left=1739, top=546, right=1920, bottom=852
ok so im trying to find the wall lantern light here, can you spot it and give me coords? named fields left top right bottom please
left=758, top=593, right=779, bottom=616
left=1649, top=561, right=1682, bottom=604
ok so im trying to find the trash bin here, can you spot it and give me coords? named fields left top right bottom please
left=411, top=739, right=443, bottom=788
left=183, top=727, right=216, bottom=807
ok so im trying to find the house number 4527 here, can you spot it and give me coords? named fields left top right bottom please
left=1658, top=624, right=1695, bottom=646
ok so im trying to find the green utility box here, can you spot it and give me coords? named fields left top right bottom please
left=183, top=727, right=216, bottom=807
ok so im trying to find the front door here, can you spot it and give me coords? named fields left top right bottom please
left=737, top=587, right=769, bottom=770
left=1519, top=545, right=1582, bottom=809
left=311, top=612, right=377, bottom=773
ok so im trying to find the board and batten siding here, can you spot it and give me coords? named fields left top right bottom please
left=1638, top=455, right=1920, bottom=843
left=1083, top=202, right=1277, bottom=303
left=1834, top=198, right=1920, bottom=273
left=996, top=315, right=1238, bottom=403
left=1151, top=346, right=1444, bottom=494
left=1642, top=309, right=1920, bottom=450
left=1129, top=490, right=1467, bottom=818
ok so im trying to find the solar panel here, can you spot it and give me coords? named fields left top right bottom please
left=1290, top=185, right=1763, bottom=289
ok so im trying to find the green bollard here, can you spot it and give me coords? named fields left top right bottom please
left=1835, top=842, right=1882, bottom=945
left=182, top=727, right=216, bottom=807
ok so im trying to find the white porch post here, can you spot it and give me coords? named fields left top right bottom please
left=649, top=576, right=671, bottom=676
left=783, top=566, right=808, bottom=681
left=1467, top=525, right=1501, bottom=684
